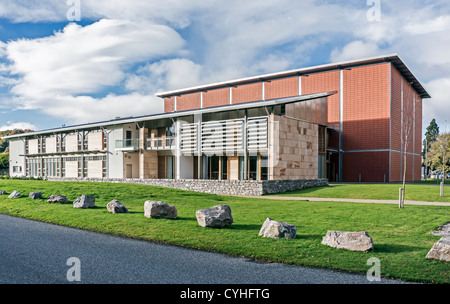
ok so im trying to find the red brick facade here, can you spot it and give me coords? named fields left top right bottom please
left=161, top=60, right=425, bottom=182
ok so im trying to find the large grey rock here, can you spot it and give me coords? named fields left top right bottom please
left=196, top=204, right=233, bottom=228
left=47, top=195, right=69, bottom=203
left=426, top=236, right=450, bottom=262
left=322, top=231, right=374, bottom=252
left=0, top=190, right=6, bottom=195
left=29, top=191, right=43, bottom=200
left=107, top=199, right=129, bottom=214
left=430, top=222, right=450, bottom=236
left=258, top=217, right=297, bottom=239
left=144, top=201, right=177, bottom=219
left=73, top=195, right=96, bottom=209
left=8, top=190, right=21, bottom=199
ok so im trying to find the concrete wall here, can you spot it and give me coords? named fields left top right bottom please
left=28, top=139, right=39, bottom=155
left=9, top=139, right=25, bottom=177
left=88, top=132, right=104, bottom=151
left=107, top=126, right=124, bottom=178
left=123, top=152, right=139, bottom=179
left=65, top=161, right=78, bottom=178
left=46, top=137, right=57, bottom=153
left=87, top=160, right=103, bottom=178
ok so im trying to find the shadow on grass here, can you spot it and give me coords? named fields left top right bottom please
left=373, top=243, right=423, bottom=253
left=228, top=224, right=262, bottom=231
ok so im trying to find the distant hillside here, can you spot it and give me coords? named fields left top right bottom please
left=0, top=129, right=34, bottom=153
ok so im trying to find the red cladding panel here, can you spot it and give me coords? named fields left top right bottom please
left=203, top=88, right=230, bottom=108
left=265, top=77, right=299, bottom=100
left=232, top=82, right=262, bottom=104
left=343, top=151, right=389, bottom=182
left=177, top=92, right=201, bottom=111
left=342, top=63, right=391, bottom=151
left=164, top=97, right=175, bottom=113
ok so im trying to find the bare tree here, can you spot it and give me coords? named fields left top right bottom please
left=398, top=90, right=416, bottom=208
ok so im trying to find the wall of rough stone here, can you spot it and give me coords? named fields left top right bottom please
left=45, top=177, right=328, bottom=196
left=269, top=115, right=319, bottom=180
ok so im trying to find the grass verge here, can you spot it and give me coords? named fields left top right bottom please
left=271, top=183, right=450, bottom=203
left=0, top=179, right=448, bottom=284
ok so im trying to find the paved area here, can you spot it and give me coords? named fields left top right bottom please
left=241, top=195, right=450, bottom=207
left=0, top=213, right=408, bottom=285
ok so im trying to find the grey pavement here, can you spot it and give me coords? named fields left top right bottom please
left=0, top=213, right=409, bottom=285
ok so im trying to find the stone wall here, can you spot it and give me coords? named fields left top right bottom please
left=45, top=177, right=328, bottom=196
left=269, top=115, right=319, bottom=180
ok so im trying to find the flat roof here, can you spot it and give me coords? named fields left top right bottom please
left=2, top=91, right=334, bottom=140
left=156, top=53, right=431, bottom=99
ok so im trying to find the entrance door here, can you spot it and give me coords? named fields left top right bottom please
left=126, top=164, right=132, bottom=179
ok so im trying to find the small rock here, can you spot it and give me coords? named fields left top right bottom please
left=259, top=217, right=297, bottom=239
left=29, top=191, right=43, bottom=200
left=47, top=195, right=69, bottom=203
left=196, top=204, right=233, bottom=228
left=107, top=199, right=129, bottom=214
left=321, top=230, right=374, bottom=252
left=426, top=236, right=450, bottom=262
left=73, top=195, right=96, bottom=209
left=8, top=190, right=21, bottom=199
left=144, top=201, right=177, bottom=219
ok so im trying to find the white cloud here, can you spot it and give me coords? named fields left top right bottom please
left=4, top=19, right=184, bottom=98
left=0, top=19, right=183, bottom=124
left=0, top=121, right=37, bottom=131
left=125, top=58, right=203, bottom=94
left=330, top=41, right=383, bottom=62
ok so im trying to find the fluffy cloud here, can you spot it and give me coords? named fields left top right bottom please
left=0, top=19, right=183, bottom=123
left=0, top=121, right=38, bottom=131
left=330, top=41, right=383, bottom=62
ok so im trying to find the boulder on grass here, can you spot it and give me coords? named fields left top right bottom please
left=259, top=217, right=297, bottom=239
left=47, top=195, right=69, bottom=203
left=29, top=191, right=43, bottom=200
left=144, top=201, right=177, bottom=219
left=426, top=236, right=450, bottom=262
left=196, top=204, right=233, bottom=228
left=73, top=195, right=95, bottom=209
left=321, top=230, right=374, bottom=252
left=107, top=199, right=129, bottom=214
left=8, top=190, right=21, bottom=199
left=0, top=190, right=6, bottom=195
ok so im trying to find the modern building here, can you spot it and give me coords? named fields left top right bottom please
left=3, top=54, right=429, bottom=186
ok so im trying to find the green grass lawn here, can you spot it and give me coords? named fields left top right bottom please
left=272, top=183, right=450, bottom=202
left=0, top=179, right=448, bottom=284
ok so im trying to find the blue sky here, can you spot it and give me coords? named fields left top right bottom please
left=0, top=0, right=449, bottom=137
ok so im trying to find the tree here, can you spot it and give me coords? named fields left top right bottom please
left=427, top=132, right=450, bottom=197
left=423, top=119, right=440, bottom=177
left=398, top=93, right=415, bottom=208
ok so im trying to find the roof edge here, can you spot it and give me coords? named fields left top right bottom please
left=156, top=53, right=430, bottom=99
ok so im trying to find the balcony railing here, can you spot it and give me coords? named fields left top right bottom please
left=146, top=137, right=175, bottom=150
left=115, top=138, right=139, bottom=151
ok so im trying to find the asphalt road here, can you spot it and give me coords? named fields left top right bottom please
left=0, top=213, right=408, bottom=285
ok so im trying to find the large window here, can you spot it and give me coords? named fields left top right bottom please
left=43, top=158, right=59, bottom=177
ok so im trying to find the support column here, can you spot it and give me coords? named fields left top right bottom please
left=175, top=120, right=181, bottom=180
left=339, top=69, right=344, bottom=182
